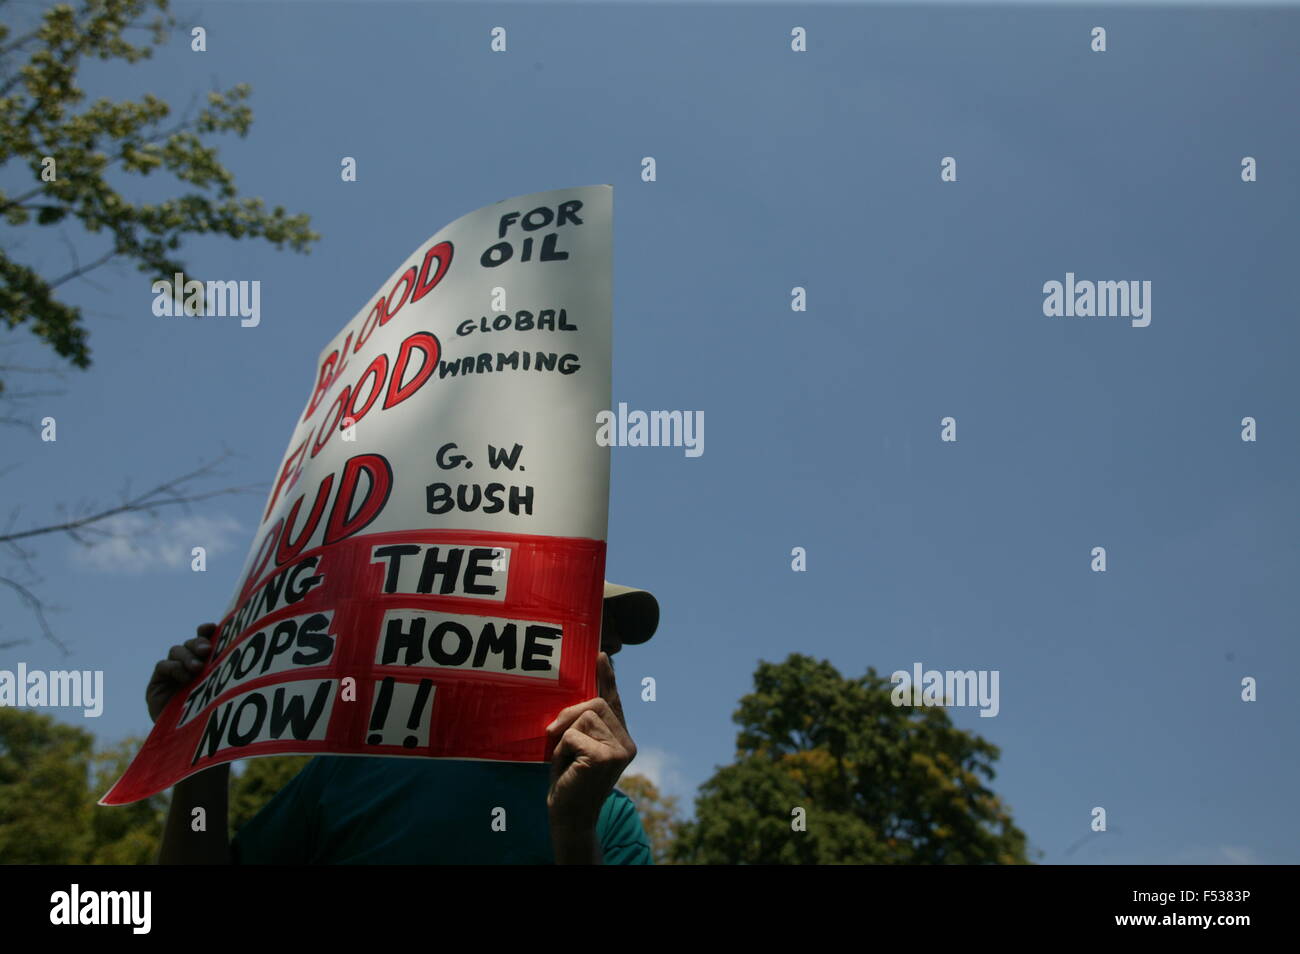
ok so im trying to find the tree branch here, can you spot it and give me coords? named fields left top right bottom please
left=47, top=248, right=119, bottom=290
left=0, top=451, right=263, bottom=547
left=0, top=573, right=69, bottom=655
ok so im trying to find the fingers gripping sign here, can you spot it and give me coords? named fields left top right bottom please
left=146, top=623, right=216, bottom=723
left=545, top=652, right=637, bottom=832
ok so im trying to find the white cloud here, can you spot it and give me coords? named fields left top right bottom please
left=68, top=512, right=244, bottom=573
left=625, top=745, right=688, bottom=800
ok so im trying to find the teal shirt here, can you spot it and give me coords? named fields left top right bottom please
left=230, top=756, right=652, bottom=865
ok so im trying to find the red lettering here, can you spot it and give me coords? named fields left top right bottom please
left=312, top=384, right=353, bottom=459
left=354, top=297, right=385, bottom=353
left=323, top=454, right=393, bottom=546
left=275, top=474, right=334, bottom=565
left=332, top=331, right=354, bottom=387
left=302, top=351, right=340, bottom=423
left=264, top=440, right=308, bottom=522
left=409, top=241, right=454, bottom=306
left=241, top=518, right=283, bottom=601
left=379, top=266, right=418, bottom=326
left=347, top=354, right=388, bottom=423
left=382, top=333, right=440, bottom=410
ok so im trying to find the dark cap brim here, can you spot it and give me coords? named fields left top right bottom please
left=602, top=581, right=658, bottom=645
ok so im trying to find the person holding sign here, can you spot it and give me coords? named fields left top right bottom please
left=146, top=582, right=658, bottom=865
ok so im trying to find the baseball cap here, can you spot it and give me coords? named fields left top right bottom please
left=602, top=581, right=659, bottom=645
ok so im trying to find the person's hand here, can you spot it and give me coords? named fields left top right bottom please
left=546, top=652, right=637, bottom=849
left=146, top=623, right=216, bottom=723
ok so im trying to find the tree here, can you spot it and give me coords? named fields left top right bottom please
left=0, top=706, right=96, bottom=861
left=87, top=733, right=169, bottom=863
left=0, top=708, right=312, bottom=862
left=672, top=654, right=1035, bottom=864
left=0, top=0, right=318, bottom=650
left=617, top=772, right=682, bottom=864
left=0, top=708, right=167, bottom=862
left=0, top=0, right=319, bottom=384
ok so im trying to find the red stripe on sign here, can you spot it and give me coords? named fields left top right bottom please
left=100, top=531, right=605, bottom=805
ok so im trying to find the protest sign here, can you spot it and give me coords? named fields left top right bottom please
left=102, top=185, right=613, bottom=805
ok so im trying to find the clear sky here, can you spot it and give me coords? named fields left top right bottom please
left=4, top=1, right=1298, bottom=864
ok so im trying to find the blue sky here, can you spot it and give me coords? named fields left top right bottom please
left=4, top=1, right=1299, bottom=864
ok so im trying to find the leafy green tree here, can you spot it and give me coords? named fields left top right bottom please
left=0, top=706, right=95, bottom=861
left=0, top=709, right=311, bottom=862
left=87, top=735, right=168, bottom=863
left=672, top=654, right=1035, bottom=864
left=617, top=772, right=682, bottom=864
left=0, top=709, right=165, bottom=862
left=0, top=0, right=319, bottom=388
left=0, top=0, right=312, bottom=650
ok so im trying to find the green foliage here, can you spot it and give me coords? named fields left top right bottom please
left=672, top=654, right=1035, bottom=864
left=0, top=0, right=319, bottom=390
left=0, top=707, right=166, bottom=862
left=0, top=708, right=307, bottom=862
left=616, top=772, right=683, bottom=864
left=0, top=706, right=95, bottom=861
left=87, top=735, right=169, bottom=863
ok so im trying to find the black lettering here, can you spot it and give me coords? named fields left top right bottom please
left=257, top=570, right=287, bottom=618
left=510, top=484, right=535, bottom=516
left=261, top=620, right=298, bottom=674
left=486, top=443, right=523, bottom=470
left=522, top=624, right=562, bottom=672
left=234, top=631, right=266, bottom=678
left=285, top=556, right=324, bottom=602
left=291, top=614, right=334, bottom=665
left=381, top=615, right=426, bottom=666
left=429, top=621, right=473, bottom=666
left=268, top=682, right=332, bottom=741
left=472, top=622, right=518, bottom=670
left=228, top=692, right=268, bottom=747
left=538, top=232, right=568, bottom=261
left=417, top=546, right=464, bottom=595
left=464, top=548, right=499, bottom=596
left=457, top=483, right=482, bottom=511
left=193, top=700, right=234, bottom=763
left=373, top=544, right=421, bottom=592
left=556, top=199, right=583, bottom=227
left=426, top=483, right=452, bottom=514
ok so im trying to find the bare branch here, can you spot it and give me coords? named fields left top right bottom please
left=55, top=227, right=113, bottom=294
left=47, top=248, right=119, bottom=290
left=0, top=451, right=263, bottom=547
left=0, top=573, right=69, bottom=655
